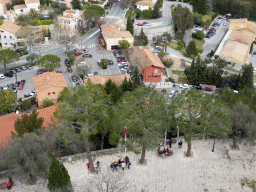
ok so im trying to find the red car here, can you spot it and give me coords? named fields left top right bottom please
left=74, top=52, right=82, bottom=56
left=138, top=23, right=144, bottom=26
left=37, top=71, right=44, bottom=76
left=209, top=28, right=216, bottom=32
left=226, top=19, right=230, bottom=22
left=18, top=83, right=24, bottom=90
left=203, top=87, right=213, bottom=91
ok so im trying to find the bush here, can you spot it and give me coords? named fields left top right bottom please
left=192, top=32, right=196, bottom=38
left=100, top=59, right=109, bottom=69
left=48, top=153, right=72, bottom=192
left=34, top=19, right=53, bottom=26
left=41, top=100, right=53, bottom=109
left=22, top=99, right=31, bottom=110
left=141, top=9, right=152, bottom=19
left=197, top=48, right=204, bottom=53
left=165, top=77, right=175, bottom=83
left=195, top=31, right=204, bottom=40
left=163, top=59, right=174, bottom=68
left=0, top=19, right=3, bottom=25
left=1, top=133, right=51, bottom=184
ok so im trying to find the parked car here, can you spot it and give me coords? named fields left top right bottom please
left=11, top=70, right=16, bottom=74
left=194, top=26, right=202, bottom=31
left=3, top=84, right=9, bottom=90
left=108, top=60, right=113, bottom=65
left=209, top=28, right=216, bottom=32
left=9, top=71, right=14, bottom=75
left=27, top=91, right=35, bottom=97
left=169, top=90, right=176, bottom=98
left=223, top=22, right=227, bottom=26
left=224, top=71, right=229, bottom=75
left=74, top=52, right=82, bottom=56
left=145, top=23, right=151, bottom=26
left=94, top=72, right=99, bottom=76
left=65, top=63, right=71, bottom=67
left=15, top=81, right=20, bottom=87
left=205, top=34, right=213, bottom=38
left=71, top=76, right=78, bottom=82
left=15, top=49, right=23, bottom=53
left=67, top=67, right=73, bottom=73
left=192, top=85, right=202, bottom=90
left=28, top=65, right=33, bottom=70
left=0, top=87, right=3, bottom=92
left=143, top=21, right=148, bottom=25
left=14, top=68, right=21, bottom=72
left=9, top=83, right=15, bottom=89
left=138, top=23, right=144, bottom=26
left=0, top=74, right=4, bottom=79
left=226, top=19, right=230, bottom=22
left=82, top=50, right=89, bottom=54
left=203, top=87, right=213, bottom=91
left=215, top=88, right=220, bottom=92
left=20, top=79, right=26, bottom=85
left=180, top=84, right=189, bottom=89
left=83, top=54, right=92, bottom=58
left=119, top=61, right=127, bottom=65
left=4, top=72, right=13, bottom=78
left=19, top=66, right=26, bottom=71
left=18, top=83, right=24, bottom=90
left=76, top=83, right=80, bottom=86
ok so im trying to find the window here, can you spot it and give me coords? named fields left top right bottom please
left=10, top=36, right=12, bottom=39
left=154, top=69, right=158, bottom=74
left=52, top=92, right=55, bottom=94
left=48, top=93, right=51, bottom=95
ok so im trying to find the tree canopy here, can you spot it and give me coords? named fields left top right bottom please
left=0, top=89, right=17, bottom=114
left=37, top=54, right=61, bottom=71
left=12, top=109, right=44, bottom=137
left=0, top=49, right=19, bottom=72
left=118, top=40, right=131, bottom=50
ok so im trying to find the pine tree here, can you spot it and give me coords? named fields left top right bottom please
left=71, top=0, right=81, bottom=10
left=186, top=40, right=198, bottom=56
left=126, top=16, right=133, bottom=35
left=133, top=66, right=141, bottom=88
left=48, top=153, right=72, bottom=192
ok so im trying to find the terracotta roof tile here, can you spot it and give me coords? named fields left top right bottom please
left=136, top=1, right=150, bottom=6
left=0, top=105, right=56, bottom=149
left=228, top=29, right=255, bottom=45
left=64, top=10, right=76, bottom=14
left=32, top=72, right=67, bottom=104
left=62, top=13, right=74, bottom=18
left=131, top=48, right=165, bottom=71
left=84, top=74, right=131, bottom=86
left=13, top=4, right=27, bottom=9
left=1, top=0, right=12, bottom=14
left=101, top=24, right=134, bottom=39
left=0, top=20, right=21, bottom=35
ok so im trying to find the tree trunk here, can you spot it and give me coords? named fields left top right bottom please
left=187, top=141, right=192, bottom=157
left=4, top=64, right=7, bottom=73
left=101, top=132, right=105, bottom=150
left=85, top=139, right=95, bottom=173
left=139, top=146, right=146, bottom=164
left=233, top=135, right=237, bottom=148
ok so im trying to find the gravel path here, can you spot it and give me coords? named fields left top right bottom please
left=4, top=139, right=256, bottom=192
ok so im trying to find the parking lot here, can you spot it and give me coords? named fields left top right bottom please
left=0, top=66, right=39, bottom=99
left=201, top=18, right=230, bottom=58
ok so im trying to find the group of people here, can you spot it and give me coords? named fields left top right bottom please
left=86, top=161, right=101, bottom=174
left=157, top=147, right=171, bottom=157
left=111, top=156, right=131, bottom=172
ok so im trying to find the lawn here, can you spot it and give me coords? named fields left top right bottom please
left=192, top=38, right=205, bottom=49
left=172, top=70, right=186, bottom=77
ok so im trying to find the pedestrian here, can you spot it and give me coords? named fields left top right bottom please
left=128, top=161, right=131, bottom=169
left=113, top=162, right=118, bottom=172
left=5, top=181, right=11, bottom=190
left=121, top=162, right=126, bottom=171
left=86, top=162, right=90, bottom=171
left=169, top=138, right=173, bottom=148
left=124, top=156, right=129, bottom=164
left=96, top=161, right=100, bottom=168
left=95, top=166, right=99, bottom=174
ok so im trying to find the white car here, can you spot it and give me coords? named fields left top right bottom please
left=145, top=23, right=151, bottom=26
left=27, top=91, right=35, bottom=97
left=180, top=84, right=189, bottom=89
left=0, top=74, right=4, bottom=79
left=194, top=26, right=202, bottom=31
left=82, top=50, right=89, bottom=54
left=223, top=22, right=227, bottom=26
left=169, top=90, right=176, bottom=98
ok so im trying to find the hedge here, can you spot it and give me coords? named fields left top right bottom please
left=0, top=19, right=3, bottom=25
left=34, top=19, right=53, bottom=26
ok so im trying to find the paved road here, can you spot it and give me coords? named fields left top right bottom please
left=201, top=20, right=230, bottom=58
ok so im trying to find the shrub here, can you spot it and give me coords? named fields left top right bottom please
left=192, top=32, right=196, bottom=38
left=186, top=40, right=198, bottom=56
left=195, top=31, right=204, bottom=40
left=141, top=9, right=152, bottom=19
left=35, top=19, right=53, bottom=26
left=100, top=58, right=109, bottom=69
left=22, top=99, right=31, bottom=110
left=165, top=77, right=175, bottom=83
left=0, top=19, right=3, bottom=25
left=163, top=59, right=174, bottom=68
left=197, top=48, right=204, bottom=53
left=41, top=100, right=53, bottom=109
left=48, top=153, right=72, bottom=192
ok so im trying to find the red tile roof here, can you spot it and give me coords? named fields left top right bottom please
left=0, top=105, right=57, bottom=149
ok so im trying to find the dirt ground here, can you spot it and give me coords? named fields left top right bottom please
left=2, top=138, right=256, bottom=192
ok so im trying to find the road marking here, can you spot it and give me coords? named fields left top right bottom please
left=82, top=29, right=100, bottom=44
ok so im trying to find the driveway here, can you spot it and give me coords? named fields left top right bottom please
left=201, top=20, right=230, bottom=58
